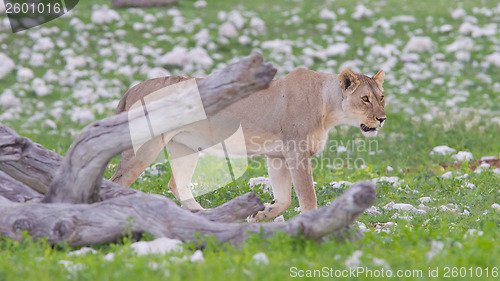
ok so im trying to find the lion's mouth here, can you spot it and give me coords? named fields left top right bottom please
left=360, top=124, right=377, bottom=132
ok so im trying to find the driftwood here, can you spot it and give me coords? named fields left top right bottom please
left=111, top=0, right=178, bottom=8
left=0, top=182, right=375, bottom=246
left=0, top=53, right=377, bottom=246
left=0, top=122, right=262, bottom=223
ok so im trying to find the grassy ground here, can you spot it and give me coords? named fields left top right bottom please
left=0, top=0, right=499, bottom=280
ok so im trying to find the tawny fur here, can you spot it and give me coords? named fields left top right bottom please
left=110, top=68, right=386, bottom=221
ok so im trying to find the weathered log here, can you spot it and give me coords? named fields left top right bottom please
left=111, top=0, right=178, bottom=9
left=0, top=171, right=42, bottom=203
left=0, top=123, right=140, bottom=199
left=0, top=182, right=375, bottom=246
left=42, top=53, right=275, bottom=204
left=0, top=123, right=266, bottom=223
left=0, top=125, right=61, bottom=194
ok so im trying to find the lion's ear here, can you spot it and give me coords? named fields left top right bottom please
left=372, top=70, right=385, bottom=92
left=339, top=69, right=360, bottom=95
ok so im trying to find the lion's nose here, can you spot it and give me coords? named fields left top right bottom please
left=376, top=117, right=386, bottom=123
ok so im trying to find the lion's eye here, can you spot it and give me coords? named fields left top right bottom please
left=362, top=96, right=369, bottom=103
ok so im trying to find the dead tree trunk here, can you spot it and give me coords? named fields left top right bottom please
left=0, top=182, right=375, bottom=246
left=0, top=53, right=377, bottom=247
left=0, top=123, right=263, bottom=223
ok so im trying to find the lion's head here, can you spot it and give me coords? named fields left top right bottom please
left=339, top=69, right=386, bottom=137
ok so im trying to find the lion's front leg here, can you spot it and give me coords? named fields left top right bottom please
left=248, top=156, right=292, bottom=222
left=285, top=152, right=317, bottom=212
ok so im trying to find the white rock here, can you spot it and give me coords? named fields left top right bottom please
left=364, top=206, right=381, bottom=215
left=446, top=37, right=475, bottom=53
left=33, top=37, right=54, bottom=52
left=65, top=56, right=86, bottom=70
left=59, top=260, right=85, bottom=273
left=104, top=253, right=115, bottom=261
left=386, top=166, right=394, bottom=173
left=273, top=215, right=285, bottom=222
left=404, top=37, right=433, bottom=52
left=238, top=35, right=251, bottom=45
left=250, top=17, right=266, bottom=35
left=451, top=8, right=466, bottom=19
left=319, top=9, right=337, bottom=20
left=194, top=0, right=207, bottom=9
left=248, top=177, right=272, bottom=194
left=217, top=11, right=227, bottom=21
left=390, top=15, right=416, bottom=23
left=475, top=163, right=490, bottom=173
left=419, top=197, right=433, bottom=203
left=486, top=53, right=500, bottom=67
left=133, top=22, right=145, bottom=31
left=143, top=14, right=156, bottom=23
left=383, top=202, right=421, bottom=212
left=189, top=250, right=204, bottom=262
left=329, top=181, right=353, bottom=189
left=335, top=145, right=347, bottom=153
left=426, top=240, right=444, bottom=260
left=0, top=53, right=15, bottom=79
left=147, top=67, right=170, bottom=79
left=194, top=29, right=210, bottom=45
left=159, top=46, right=188, bottom=65
left=69, top=247, right=97, bottom=256
left=357, top=222, right=367, bottom=232
left=91, top=8, right=121, bottom=24
left=32, top=78, right=50, bottom=97
left=460, top=209, right=470, bottom=216
left=0, top=91, right=21, bottom=109
left=345, top=250, right=362, bottom=267
left=261, top=39, right=293, bottom=54
left=228, top=10, right=245, bottom=30
left=372, top=176, right=404, bottom=187
left=218, top=22, right=238, bottom=38
left=45, top=119, right=57, bottom=129
left=166, top=8, right=181, bottom=17
left=29, top=53, right=45, bottom=67
left=441, top=171, right=453, bottom=179
left=321, top=43, right=350, bottom=57
left=430, top=145, right=456, bottom=156
left=400, top=53, right=419, bottom=62
left=252, top=252, right=269, bottom=265
left=70, top=108, right=95, bottom=125
left=439, top=24, right=453, bottom=33
left=480, top=156, right=496, bottom=161
left=188, top=47, right=213, bottom=68
left=455, top=51, right=470, bottom=62
left=352, top=4, right=373, bottom=20
left=453, top=151, right=473, bottom=162
left=462, top=181, right=476, bottom=189
left=131, top=237, right=183, bottom=256
left=17, top=67, right=34, bottom=82
left=464, top=229, right=483, bottom=238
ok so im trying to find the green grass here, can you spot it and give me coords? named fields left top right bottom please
left=1, top=0, right=500, bottom=280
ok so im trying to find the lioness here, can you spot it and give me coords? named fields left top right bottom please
left=110, top=68, right=386, bottom=221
